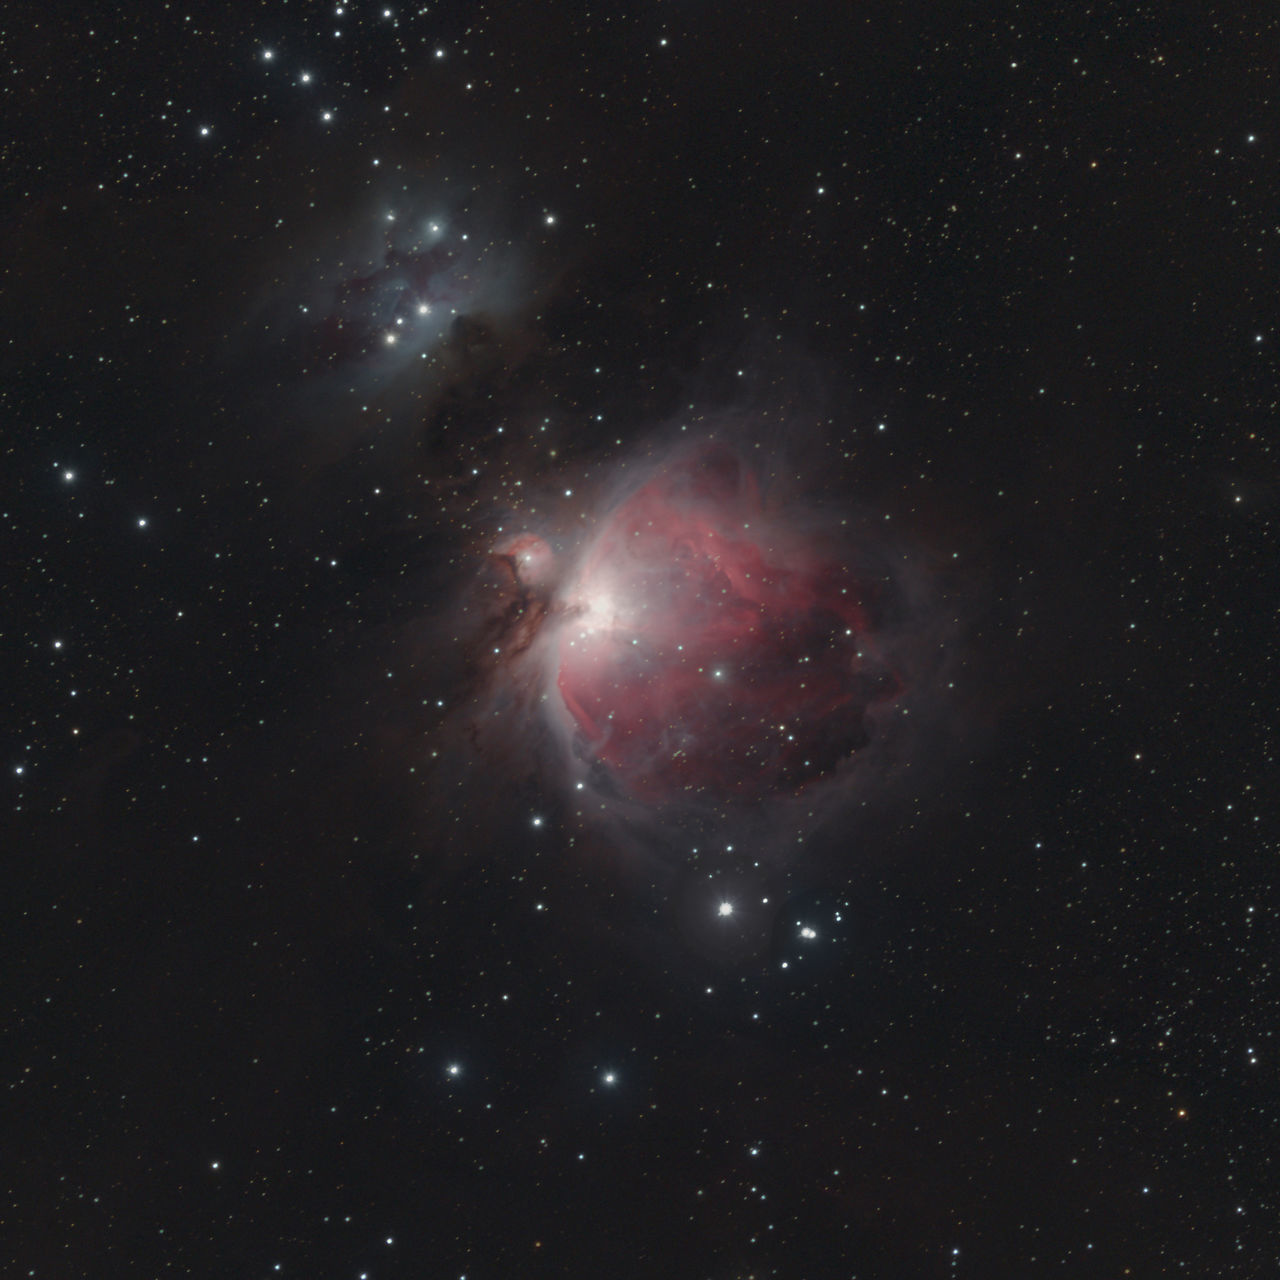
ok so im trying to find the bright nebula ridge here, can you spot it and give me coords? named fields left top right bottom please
left=551, top=444, right=901, bottom=804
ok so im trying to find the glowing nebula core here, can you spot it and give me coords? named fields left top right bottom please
left=552, top=444, right=900, bottom=803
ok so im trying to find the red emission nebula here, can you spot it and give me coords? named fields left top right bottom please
left=553, top=445, right=901, bottom=802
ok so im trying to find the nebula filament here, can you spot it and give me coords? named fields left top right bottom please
left=552, top=444, right=900, bottom=804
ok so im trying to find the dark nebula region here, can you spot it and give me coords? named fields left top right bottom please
left=532, top=444, right=902, bottom=806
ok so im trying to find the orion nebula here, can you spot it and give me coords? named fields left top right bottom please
left=470, top=431, right=946, bottom=860
left=552, top=443, right=899, bottom=801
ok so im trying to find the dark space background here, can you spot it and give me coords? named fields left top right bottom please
left=4, top=2, right=1277, bottom=1276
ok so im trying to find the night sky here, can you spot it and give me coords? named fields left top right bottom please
left=5, top=2, right=1277, bottom=1276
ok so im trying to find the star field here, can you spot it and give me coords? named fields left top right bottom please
left=3, top=1, right=1278, bottom=1277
